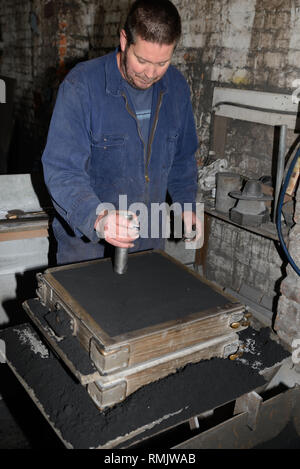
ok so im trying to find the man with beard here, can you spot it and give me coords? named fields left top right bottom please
left=42, top=0, right=202, bottom=265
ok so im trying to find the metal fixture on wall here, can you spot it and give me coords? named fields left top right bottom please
left=229, top=180, right=273, bottom=227
left=215, top=172, right=242, bottom=214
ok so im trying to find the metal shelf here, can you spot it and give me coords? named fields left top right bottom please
left=204, top=206, right=289, bottom=242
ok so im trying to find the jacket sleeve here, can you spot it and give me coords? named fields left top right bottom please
left=167, top=80, right=198, bottom=212
left=42, top=67, right=100, bottom=242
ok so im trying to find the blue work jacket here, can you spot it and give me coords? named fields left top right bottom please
left=42, top=49, right=198, bottom=264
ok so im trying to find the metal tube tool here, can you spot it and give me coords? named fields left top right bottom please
left=114, top=213, right=139, bottom=275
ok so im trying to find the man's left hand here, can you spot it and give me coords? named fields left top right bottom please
left=182, top=210, right=204, bottom=249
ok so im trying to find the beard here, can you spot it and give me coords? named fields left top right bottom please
left=120, top=46, right=156, bottom=90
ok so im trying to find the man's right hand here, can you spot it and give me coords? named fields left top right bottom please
left=95, top=210, right=140, bottom=248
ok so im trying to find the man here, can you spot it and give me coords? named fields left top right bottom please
left=42, top=0, right=202, bottom=265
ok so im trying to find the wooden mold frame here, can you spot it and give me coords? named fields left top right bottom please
left=23, top=296, right=241, bottom=408
left=34, top=251, right=249, bottom=379
left=87, top=332, right=240, bottom=409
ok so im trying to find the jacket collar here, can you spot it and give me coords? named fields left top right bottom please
left=105, top=47, right=168, bottom=97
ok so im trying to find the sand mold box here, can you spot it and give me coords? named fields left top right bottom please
left=51, top=252, right=229, bottom=336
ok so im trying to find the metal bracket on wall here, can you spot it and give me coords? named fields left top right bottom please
left=212, top=88, right=298, bottom=130
left=211, top=87, right=299, bottom=224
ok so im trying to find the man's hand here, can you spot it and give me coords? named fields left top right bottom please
left=95, top=210, right=140, bottom=248
left=182, top=210, right=204, bottom=249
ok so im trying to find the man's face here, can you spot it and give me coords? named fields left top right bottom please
left=119, top=30, right=175, bottom=90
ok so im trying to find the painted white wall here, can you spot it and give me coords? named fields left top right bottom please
left=211, top=0, right=257, bottom=83
left=288, top=1, right=300, bottom=85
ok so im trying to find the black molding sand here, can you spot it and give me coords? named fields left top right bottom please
left=0, top=324, right=290, bottom=449
left=51, top=252, right=230, bottom=336
left=237, top=327, right=290, bottom=372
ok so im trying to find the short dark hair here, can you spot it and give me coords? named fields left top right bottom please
left=124, top=0, right=181, bottom=46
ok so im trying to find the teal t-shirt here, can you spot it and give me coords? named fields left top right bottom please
left=123, top=81, right=153, bottom=146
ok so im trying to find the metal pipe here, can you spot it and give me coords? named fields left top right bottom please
left=114, top=247, right=129, bottom=275
left=273, top=124, right=287, bottom=223
left=113, top=213, right=134, bottom=275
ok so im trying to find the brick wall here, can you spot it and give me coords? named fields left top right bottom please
left=0, top=0, right=131, bottom=172
left=171, top=0, right=300, bottom=170
left=1, top=0, right=300, bottom=171
left=204, top=218, right=284, bottom=294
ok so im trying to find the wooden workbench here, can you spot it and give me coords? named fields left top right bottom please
left=0, top=218, right=48, bottom=242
